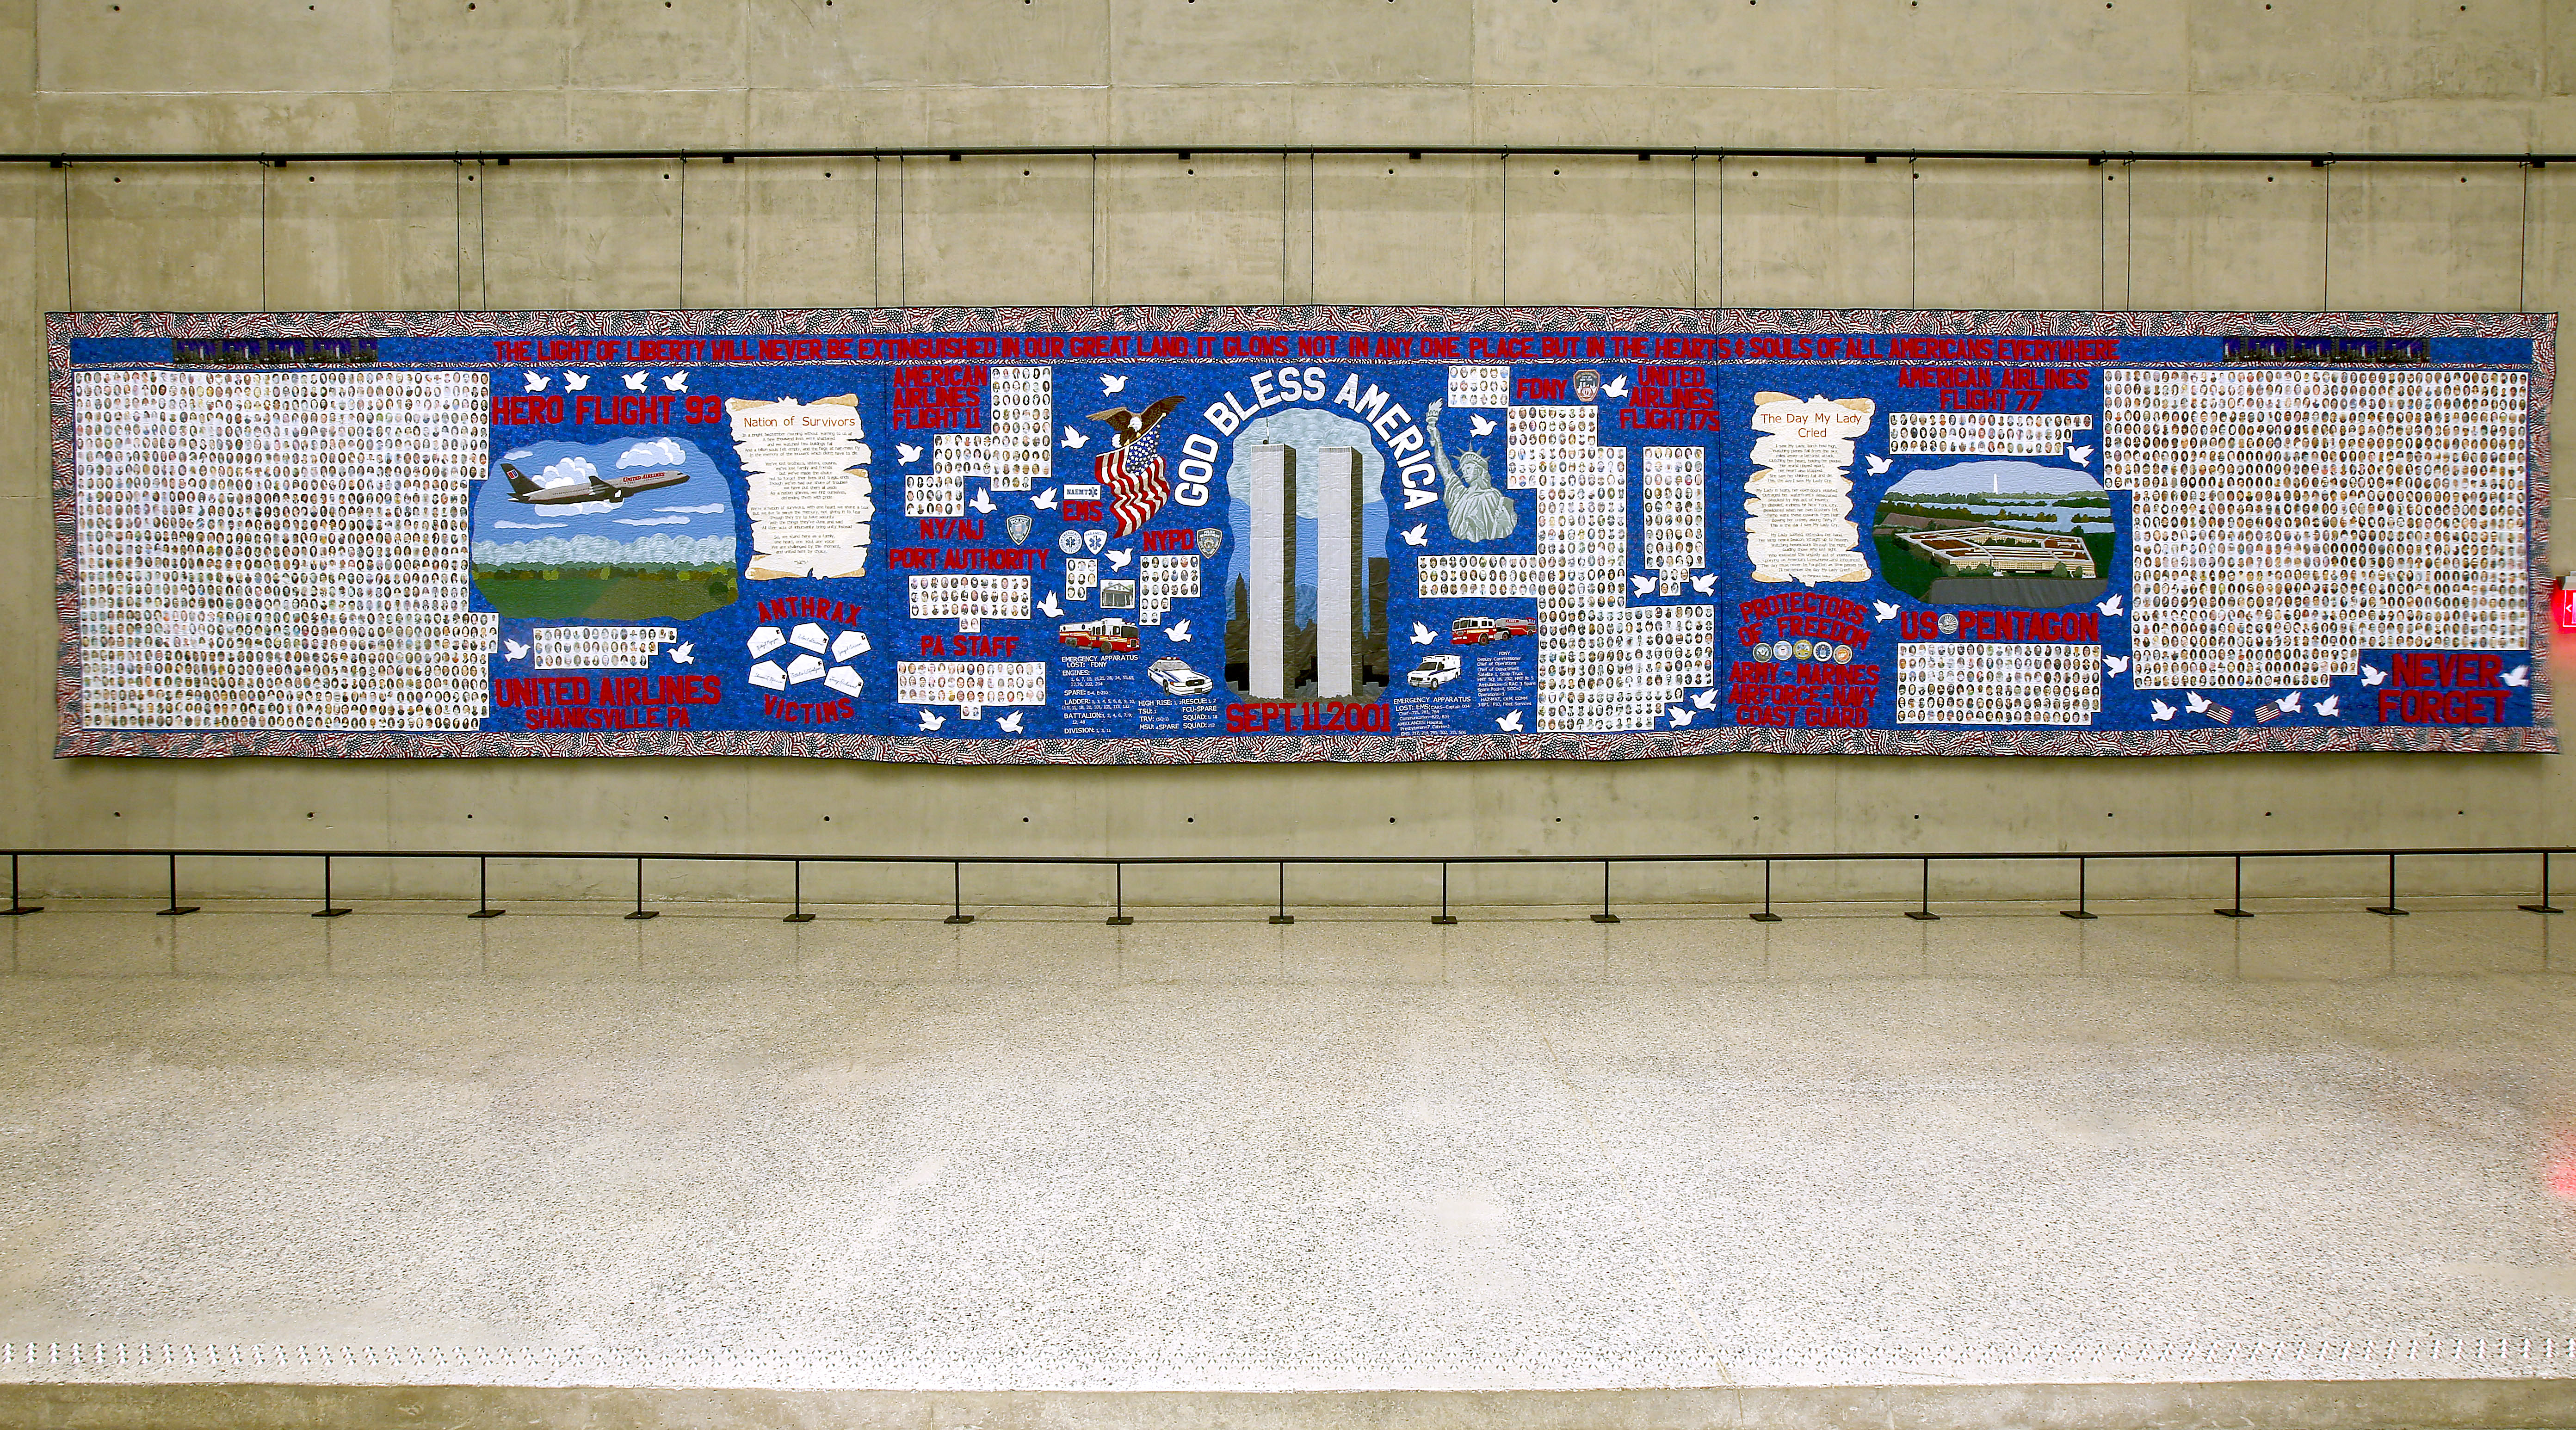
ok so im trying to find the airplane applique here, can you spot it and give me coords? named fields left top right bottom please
left=500, top=462, right=688, bottom=506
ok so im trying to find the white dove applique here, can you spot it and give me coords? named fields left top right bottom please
left=1100, top=374, right=1128, bottom=394
left=1873, top=600, right=1900, bottom=623
left=1400, top=524, right=1429, bottom=547
left=2104, top=655, right=2130, bottom=676
left=2314, top=695, right=2341, bottom=717
left=2149, top=698, right=2176, bottom=721
left=1691, top=689, right=1719, bottom=710
left=2066, top=444, right=2093, bottom=467
left=562, top=371, right=589, bottom=391
left=502, top=638, right=530, bottom=661
left=1865, top=453, right=1892, bottom=475
left=1061, top=426, right=1088, bottom=449
left=1601, top=374, right=1629, bottom=399
left=1469, top=413, right=1496, bottom=436
left=2360, top=663, right=2386, bottom=686
left=898, top=443, right=924, bottom=464
left=1038, top=592, right=1063, bottom=618
left=2503, top=664, right=2531, bottom=687
left=1668, top=706, right=1694, bottom=727
left=669, top=642, right=694, bottom=664
left=1033, top=487, right=1060, bottom=510
left=520, top=371, right=549, bottom=392
left=1691, top=573, right=1717, bottom=594
left=1105, top=549, right=1133, bottom=571
left=969, top=489, right=996, bottom=514
left=622, top=371, right=649, bottom=391
left=1495, top=709, right=1525, bottom=732
left=661, top=372, right=689, bottom=392
left=917, top=710, right=946, bottom=731
left=997, top=711, right=1025, bottom=733
left=2096, top=593, right=2124, bottom=616
left=1410, top=622, right=1436, bottom=646
left=1166, top=620, right=1192, bottom=642
left=1631, top=576, right=1656, bottom=596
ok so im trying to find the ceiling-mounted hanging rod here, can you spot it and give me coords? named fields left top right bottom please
left=18, top=143, right=2564, bottom=168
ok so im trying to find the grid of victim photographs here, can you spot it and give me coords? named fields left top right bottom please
left=1897, top=641, right=2105, bottom=726
left=2104, top=369, right=2529, bottom=691
left=1890, top=412, right=2094, bottom=457
left=73, top=369, right=496, bottom=731
left=894, top=659, right=1046, bottom=707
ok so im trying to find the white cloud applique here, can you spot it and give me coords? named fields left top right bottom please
left=618, top=436, right=691, bottom=469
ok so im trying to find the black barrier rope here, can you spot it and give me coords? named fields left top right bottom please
left=5, top=846, right=2571, bottom=926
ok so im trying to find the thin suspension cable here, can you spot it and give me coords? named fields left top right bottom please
left=1908, top=157, right=1918, bottom=309
left=1088, top=151, right=1098, bottom=307
left=871, top=157, right=881, bottom=306
left=1498, top=153, right=1507, bottom=305
left=2124, top=159, right=2135, bottom=310
left=1279, top=149, right=1288, bottom=307
left=2097, top=161, right=2107, bottom=311
left=1690, top=154, right=1699, bottom=308
left=1306, top=151, right=1315, bottom=304
left=259, top=160, right=269, bottom=312
left=2321, top=160, right=2333, bottom=309
left=2519, top=159, right=2532, bottom=314
left=676, top=156, right=686, bottom=310
left=475, top=158, right=487, bottom=310
left=59, top=161, right=72, bottom=312
left=1715, top=156, right=1724, bottom=312
left=453, top=158, right=463, bottom=311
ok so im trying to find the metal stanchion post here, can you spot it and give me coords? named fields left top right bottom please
left=1750, top=857, right=1780, bottom=922
left=1270, top=862, right=1293, bottom=925
left=1107, top=863, right=1132, bottom=925
left=3, top=853, right=40, bottom=916
left=314, top=854, right=350, bottom=918
left=2366, top=851, right=2408, bottom=916
left=945, top=862, right=973, bottom=924
left=2521, top=851, right=2563, bottom=914
left=2061, top=855, right=2097, bottom=919
left=1590, top=859, right=1619, bottom=924
left=1904, top=857, right=1939, bottom=920
left=469, top=855, right=505, bottom=918
left=624, top=857, right=658, bottom=920
left=784, top=859, right=814, bottom=923
left=156, top=853, right=198, bottom=917
left=2215, top=854, right=2252, bottom=917
left=1432, top=862, right=1457, bottom=925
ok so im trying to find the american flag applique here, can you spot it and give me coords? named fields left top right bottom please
left=1099, top=430, right=1169, bottom=538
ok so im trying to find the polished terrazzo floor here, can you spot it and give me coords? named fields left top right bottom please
left=3, top=899, right=2575, bottom=1390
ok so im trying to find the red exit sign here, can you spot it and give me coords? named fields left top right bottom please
left=2557, top=579, right=2576, bottom=634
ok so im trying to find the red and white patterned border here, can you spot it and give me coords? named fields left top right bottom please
left=50, top=307, right=2557, bottom=761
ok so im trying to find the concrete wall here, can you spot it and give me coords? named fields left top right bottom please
left=5, top=1, right=2576, bottom=909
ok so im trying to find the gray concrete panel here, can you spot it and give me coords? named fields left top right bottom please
left=387, top=0, right=571, bottom=94
left=746, top=0, right=1109, bottom=91
left=5, top=1, right=2576, bottom=905
left=1111, top=0, right=1471, bottom=88
left=899, top=156, right=1096, bottom=307
left=35, top=0, right=394, bottom=96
